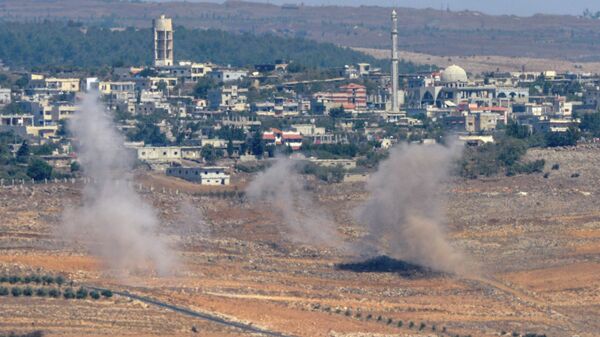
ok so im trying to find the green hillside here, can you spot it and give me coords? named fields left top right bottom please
left=0, top=21, right=424, bottom=72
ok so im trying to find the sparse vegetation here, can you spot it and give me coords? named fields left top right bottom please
left=459, top=138, right=547, bottom=178
left=63, top=288, right=75, bottom=299
left=48, top=289, right=61, bottom=298
left=90, top=290, right=101, bottom=300
left=23, top=286, right=33, bottom=296
left=11, top=287, right=22, bottom=297
left=76, top=287, right=88, bottom=299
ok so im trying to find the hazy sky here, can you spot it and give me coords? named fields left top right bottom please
left=152, top=0, right=599, bottom=16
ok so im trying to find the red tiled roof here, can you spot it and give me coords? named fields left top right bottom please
left=282, top=133, right=303, bottom=140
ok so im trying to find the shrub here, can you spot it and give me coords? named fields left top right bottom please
left=376, top=315, right=382, bottom=321
left=42, top=275, right=54, bottom=285
left=571, top=173, right=580, bottom=178
left=409, top=321, right=414, bottom=328
left=31, top=275, right=42, bottom=284
left=9, top=276, right=21, bottom=284
left=387, top=318, right=393, bottom=325
left=0, top=275, right=7, bottom=283
left=344, top=310, right=351, bottom=316
left=11, top=287, right=22, bottom=296
left=0, top=286, right=8, bottom=296
left=27, top=158, right=53, bottom=181
left=551, top=163, right=560, bottom=170
left=48, top=288, right=61, bottom=298
left=75, top=287, right=88, bottom=299
left=354, top=312, right=361, bottom=319
left=63, top=287, right=75, bottom=299
left=543, top=172, right=550, bottom=179
left=23, top=276, right=32, bottom=283
left=90, top=290, right=100, bottom=300
left=366, top=314, right=372, bottom=320
left=23, top=286, right=33, bottom=296
left=55, top=276, right=65, bottom=286
left=397, top=320, right=403, bottom=327
left=506, top=159, right=545, bottom=176
left=419, top=322, right=426, bottom=330
left=36, top=288, right=48, bottom=297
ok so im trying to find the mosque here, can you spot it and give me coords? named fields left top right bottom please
left=404, top=64, right=498, bottom=109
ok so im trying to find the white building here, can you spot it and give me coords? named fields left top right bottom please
left=166, top=166, right=230, bottom=185
left=0, top=88, right=11, bottom=106
left=209, top=68, right=248, bottom=83
left=208, top=85, right=248, bottom=111
left=159, top=61, right=213, bottom=82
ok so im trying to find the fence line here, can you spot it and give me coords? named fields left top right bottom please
left=0, top=176, right=241, bottom=199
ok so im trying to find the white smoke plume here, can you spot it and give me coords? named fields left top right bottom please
left=245, top=158, right=342, bottom=248
left=62, top=92, right=177, bottom=276
left=357, top=143, right=467, bottom=274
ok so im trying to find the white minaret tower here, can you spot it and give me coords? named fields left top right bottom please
left=391, top=9, right=399, bottom=112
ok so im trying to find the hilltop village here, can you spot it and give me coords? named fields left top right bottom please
left=0, top=13, right=595, bottom=185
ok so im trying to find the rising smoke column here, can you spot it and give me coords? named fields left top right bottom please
left=357, top=143, right=466, bottom=274
left=63, top=92, right=177, bottom=276
left=245, top=158, right=342, bottom=248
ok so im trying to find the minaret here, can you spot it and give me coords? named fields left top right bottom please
left=391, top=10, right=399, bottom=112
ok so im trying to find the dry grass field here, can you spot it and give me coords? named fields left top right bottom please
left=356, top=48, right=600, bottom=74
left=0, top=146, right=599, bottom=336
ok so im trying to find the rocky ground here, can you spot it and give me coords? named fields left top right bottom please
left=0, top=146, right=598, bottom=337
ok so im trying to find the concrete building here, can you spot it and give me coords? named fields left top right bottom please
left=138, top=146, right=182, bottom=163
left=208, top=85, right=248, bottom=111
left=466, top=112, right=499, bottom=133
left=459, top=135, right=495, bottom=146
left=137, top=146, right=203, bottom=163
left=291, top=124, right=326, bottom=136
left=99, top=81, right=135, bottom=95
left=166, top=166, right=230, bottom=185
left=50, top=104, right=77, bottom=122
left=0, top=88, right=11, bottom=106
left=309, top=158, right=357, bottom=169
left=209, top=68, right=248, bottom=83
left=262, top=128, right=303, bottom=150
left=313, top=83, right=367, bottom=112
left=153, top=15, right=174, bottom=67
left=159, top=61, right=212, bottom=82
left=29, top=77, right=80, bottom=93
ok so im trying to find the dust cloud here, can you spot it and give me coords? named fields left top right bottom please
left=62, top=92, right=177, bottom=276
left=245, top=158, right=342, bottom=248
left=357, top=143, right=468, bottom=274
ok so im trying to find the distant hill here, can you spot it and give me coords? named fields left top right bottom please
left=0, top=21, right=426, bottom=71
left=2, top=0, right=600, bottom=62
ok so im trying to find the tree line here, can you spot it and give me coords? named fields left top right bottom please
left=0, top=21, right=427, bottom=72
